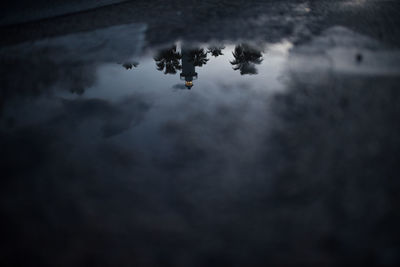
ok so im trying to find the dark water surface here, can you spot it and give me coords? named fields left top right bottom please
left=1, top=20, right=400, bottom=266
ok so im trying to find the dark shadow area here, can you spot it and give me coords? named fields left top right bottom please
left=2, top=65, right=399, bottom=266
left=260, top=73, right=400, bottom=265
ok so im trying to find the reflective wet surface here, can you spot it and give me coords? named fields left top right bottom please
left=1, top=4, right=400, bottom=265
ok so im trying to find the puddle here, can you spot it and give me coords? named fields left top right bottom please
left=0, top=38, right=293, bottom=172
left=1, top=23, right=400, bottom=266
left=1, top=24, right=400, bottom=182
left=85, top=41, right=291, bottom=97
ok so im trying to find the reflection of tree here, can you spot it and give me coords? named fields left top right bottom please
left=188, top=48, right=209, bottom=67
left=154, top=46, right=182, bottom=74
left=207, top=46, right=225, bottom=57
left=122, top=61, right=139, bottom=70
left=230, top=44, right=263, bottom=75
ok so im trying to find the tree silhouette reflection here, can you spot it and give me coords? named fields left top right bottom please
left=230, top=44, right=263, bottom=75
left=153, top=43, right=265, bottom=88
left=207, top=46, right=225, bottom=57
left=153, top=45, right=210, bottom=89
left=122, top=61, right=139, bottom=70
left=154, top=46, right=182, bottom=74
left=180, top=46, right=210, bottom=89
left=188, top=48, right=209, bottom=67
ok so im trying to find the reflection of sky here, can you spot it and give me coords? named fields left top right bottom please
left=0, top=35, right=294, bottom=187
left=72, top=42, right=291, bottom=160
left=86, top=42, right=291, bottom=100
left=2, top=23, right=400, bottom=266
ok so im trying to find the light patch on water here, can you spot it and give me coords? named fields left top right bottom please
left=341, top=0, right=369, bottom=7
left=63, top=41, right=293, bottom=154
left=289, top=26, right=400, bottom=77
left=83, top=40, right=292, bottom=101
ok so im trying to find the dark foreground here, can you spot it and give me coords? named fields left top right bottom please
left=1, top=0, right=400, bottom=266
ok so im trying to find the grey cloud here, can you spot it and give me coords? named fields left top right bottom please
left=57, top=96, right=151, bottom=138
left=0, top=94, right=151, bottom=178
left=0, top=23, right=146, bottom=114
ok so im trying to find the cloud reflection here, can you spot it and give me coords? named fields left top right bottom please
left=1, top=26, right=400, bottom=266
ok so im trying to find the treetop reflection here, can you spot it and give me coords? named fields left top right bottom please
left=154, top=45, right=182, bottom=74
left=230, top=44, right=263, bottom=75
left=149, top=43, right=264, bottom=89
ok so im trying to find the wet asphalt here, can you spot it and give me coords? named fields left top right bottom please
left=1, top=0, right=400, bottom=266
left=1, top=0, right=400, bottom=47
